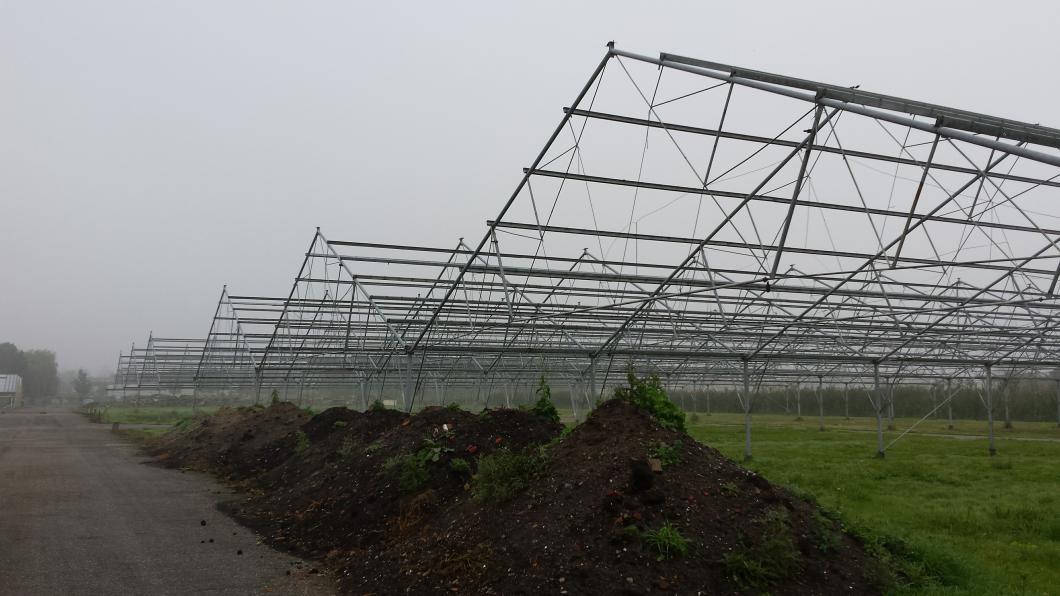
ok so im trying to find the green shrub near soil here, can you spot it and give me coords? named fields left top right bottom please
left=613, top=371, right=685, bottom=431
left=527, top=376, right=560, bottom=425
left=472, top=448, right=544, bottom=503
left=643, top=521, right=691, bottom=561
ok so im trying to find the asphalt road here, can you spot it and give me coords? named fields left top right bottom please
left=0, top=408, right=335, bottom=596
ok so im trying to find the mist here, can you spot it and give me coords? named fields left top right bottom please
left=3, top=0, right=1059, bottom=372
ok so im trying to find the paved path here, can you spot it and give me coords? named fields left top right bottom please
left=0, top=408, right=335, bottom=596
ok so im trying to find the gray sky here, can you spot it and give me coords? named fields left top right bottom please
left=2, top=0, right=1059, bottom=374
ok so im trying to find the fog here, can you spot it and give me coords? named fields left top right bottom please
left=2, top=0, right=1059, bottom=372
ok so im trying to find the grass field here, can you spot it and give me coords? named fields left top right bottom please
left=92, top=406, right=219, bottom=425
left=688, top=413, right=1060, bottom=595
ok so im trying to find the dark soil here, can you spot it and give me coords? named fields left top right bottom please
left=153, top=401, right=887, bottom=595
left=153, top=402, right=312, bottom=481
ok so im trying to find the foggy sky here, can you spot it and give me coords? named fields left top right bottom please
left=3, top=0, right=1059, bottom=374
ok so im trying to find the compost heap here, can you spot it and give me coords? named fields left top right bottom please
left=153, top=400, right=886, bottom=595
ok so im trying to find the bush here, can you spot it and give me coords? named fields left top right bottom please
left=445, top=402, right=463, bottom=412
left=369, top=400, right=387, bottom=411
left=472, top=449, right=544, bottom=503
left=388, top=453, right=430, bottom=493
left=294, top=430, right=310, bottom=454
left=449, top=457, right=471, bottom=474
left=613, top=371, right=685, bottom=431
left=644, top=521, right=690, bottom=560
left=528, top=376, right=560, bottom=424
left=649, top=441, right=682, bottom=467
left=384, top=439, right=452, bottom=494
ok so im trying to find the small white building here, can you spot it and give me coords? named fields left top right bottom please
left=0, top=374, right=23, bottom=408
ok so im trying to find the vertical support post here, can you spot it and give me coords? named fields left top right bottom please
left=1002, top=378, right=1012, bottom=429
left=816, top=376, right=824, bottom=432
left=946, top=378, right=954, bottom=429
left=706, top=389, right=711, bottom=416
left=986, top=364, right=997, bottom=456
left=297, top=376, right=305, bottom=407
left=930, top=385, right=937, bottom=419
left=874, top=363, right=884, bottom=458
left=742, top=359, right=752, bottom=462
left=588, top=356, right=597, bottom=404
left=568, top=381, right=578, bottom=422
left=402, top=352, right=412, bottom=412
left=254, top=370, right=263, bottom=406
left=843, top=383, right=850, bottom=419
left=795, top=382, right=802, bottom=420
left=361, top=379, right=368, bottom=411
left=887, top=382, right=896, bottom=430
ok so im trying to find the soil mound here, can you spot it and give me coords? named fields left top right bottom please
left=338, top=400, right=884, bottom=595
left=193, top=405, right=562, bottom=559
left=152, top=399, right=886, bottom=594
left=153, top=402, right=311, bottom=480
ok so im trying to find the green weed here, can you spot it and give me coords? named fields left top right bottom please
left=613, top=370, right=685, bottom=431
left=472, top=448, right=544, bottom=503
left=449, top=457, right=471, bottom=474
left=643, top=521, right=690, bottom=561
left=649, top=441, right=682, bottom=467
left=294, top=430, right=309, bottom=454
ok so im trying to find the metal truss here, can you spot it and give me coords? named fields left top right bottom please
left=112, top=45, right=1060, bottom=456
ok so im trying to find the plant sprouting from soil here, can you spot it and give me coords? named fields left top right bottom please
left=449, top=457, right=471, bottom=474
left=369, top=400, right=387, bottom=412
left=294, top=430, right=310, bottom=454
left=472, top=448, right=544, bottom=503
left=445, top=402, right=464, bottom=412
left=528, top=375, right=560, bottom=424
left=270, top=389, right=280, bottom=406
left=337, top=436, right=356, bottom=458
left=385, top=438, right=454, bottom=494
left=613, top=370, right=685, bottom=431
left=723, top=506, right=799, bottom=590
left=649, top=441, right=682, bottom=467
left=644, top=521, right=691, bottom=561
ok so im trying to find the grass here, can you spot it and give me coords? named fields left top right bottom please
left=90, top=406, right=219, bottom=426
left=472, top=448, right=543, bottom=503
left=643, top=521, right=691, bottom=561
left=688, top=415, right=1060, bottom=595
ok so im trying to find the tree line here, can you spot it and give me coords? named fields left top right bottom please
left=0, top=342, right=59, bottom=401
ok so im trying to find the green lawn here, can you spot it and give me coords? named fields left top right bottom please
left=688, top=415, right=1060, bottom=595
left=93, top=406, right=219, bottom=425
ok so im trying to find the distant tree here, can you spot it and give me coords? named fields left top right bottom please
left=22, top=350, right=59, bottom=400
left=0, top=342, right=26, bottom=375
left=74, top=369, right=93, bottom=401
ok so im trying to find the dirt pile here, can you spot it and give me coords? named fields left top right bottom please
left=153, top=400, right=887, bottom=595
left=338, top=400, right=884, bottom=595
left=153, top=402, right=311, bottom=481
left=156, top=403, right=563, bottom=560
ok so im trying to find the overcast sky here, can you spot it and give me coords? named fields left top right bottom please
left=2, top=0, right=1058, bottom=374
